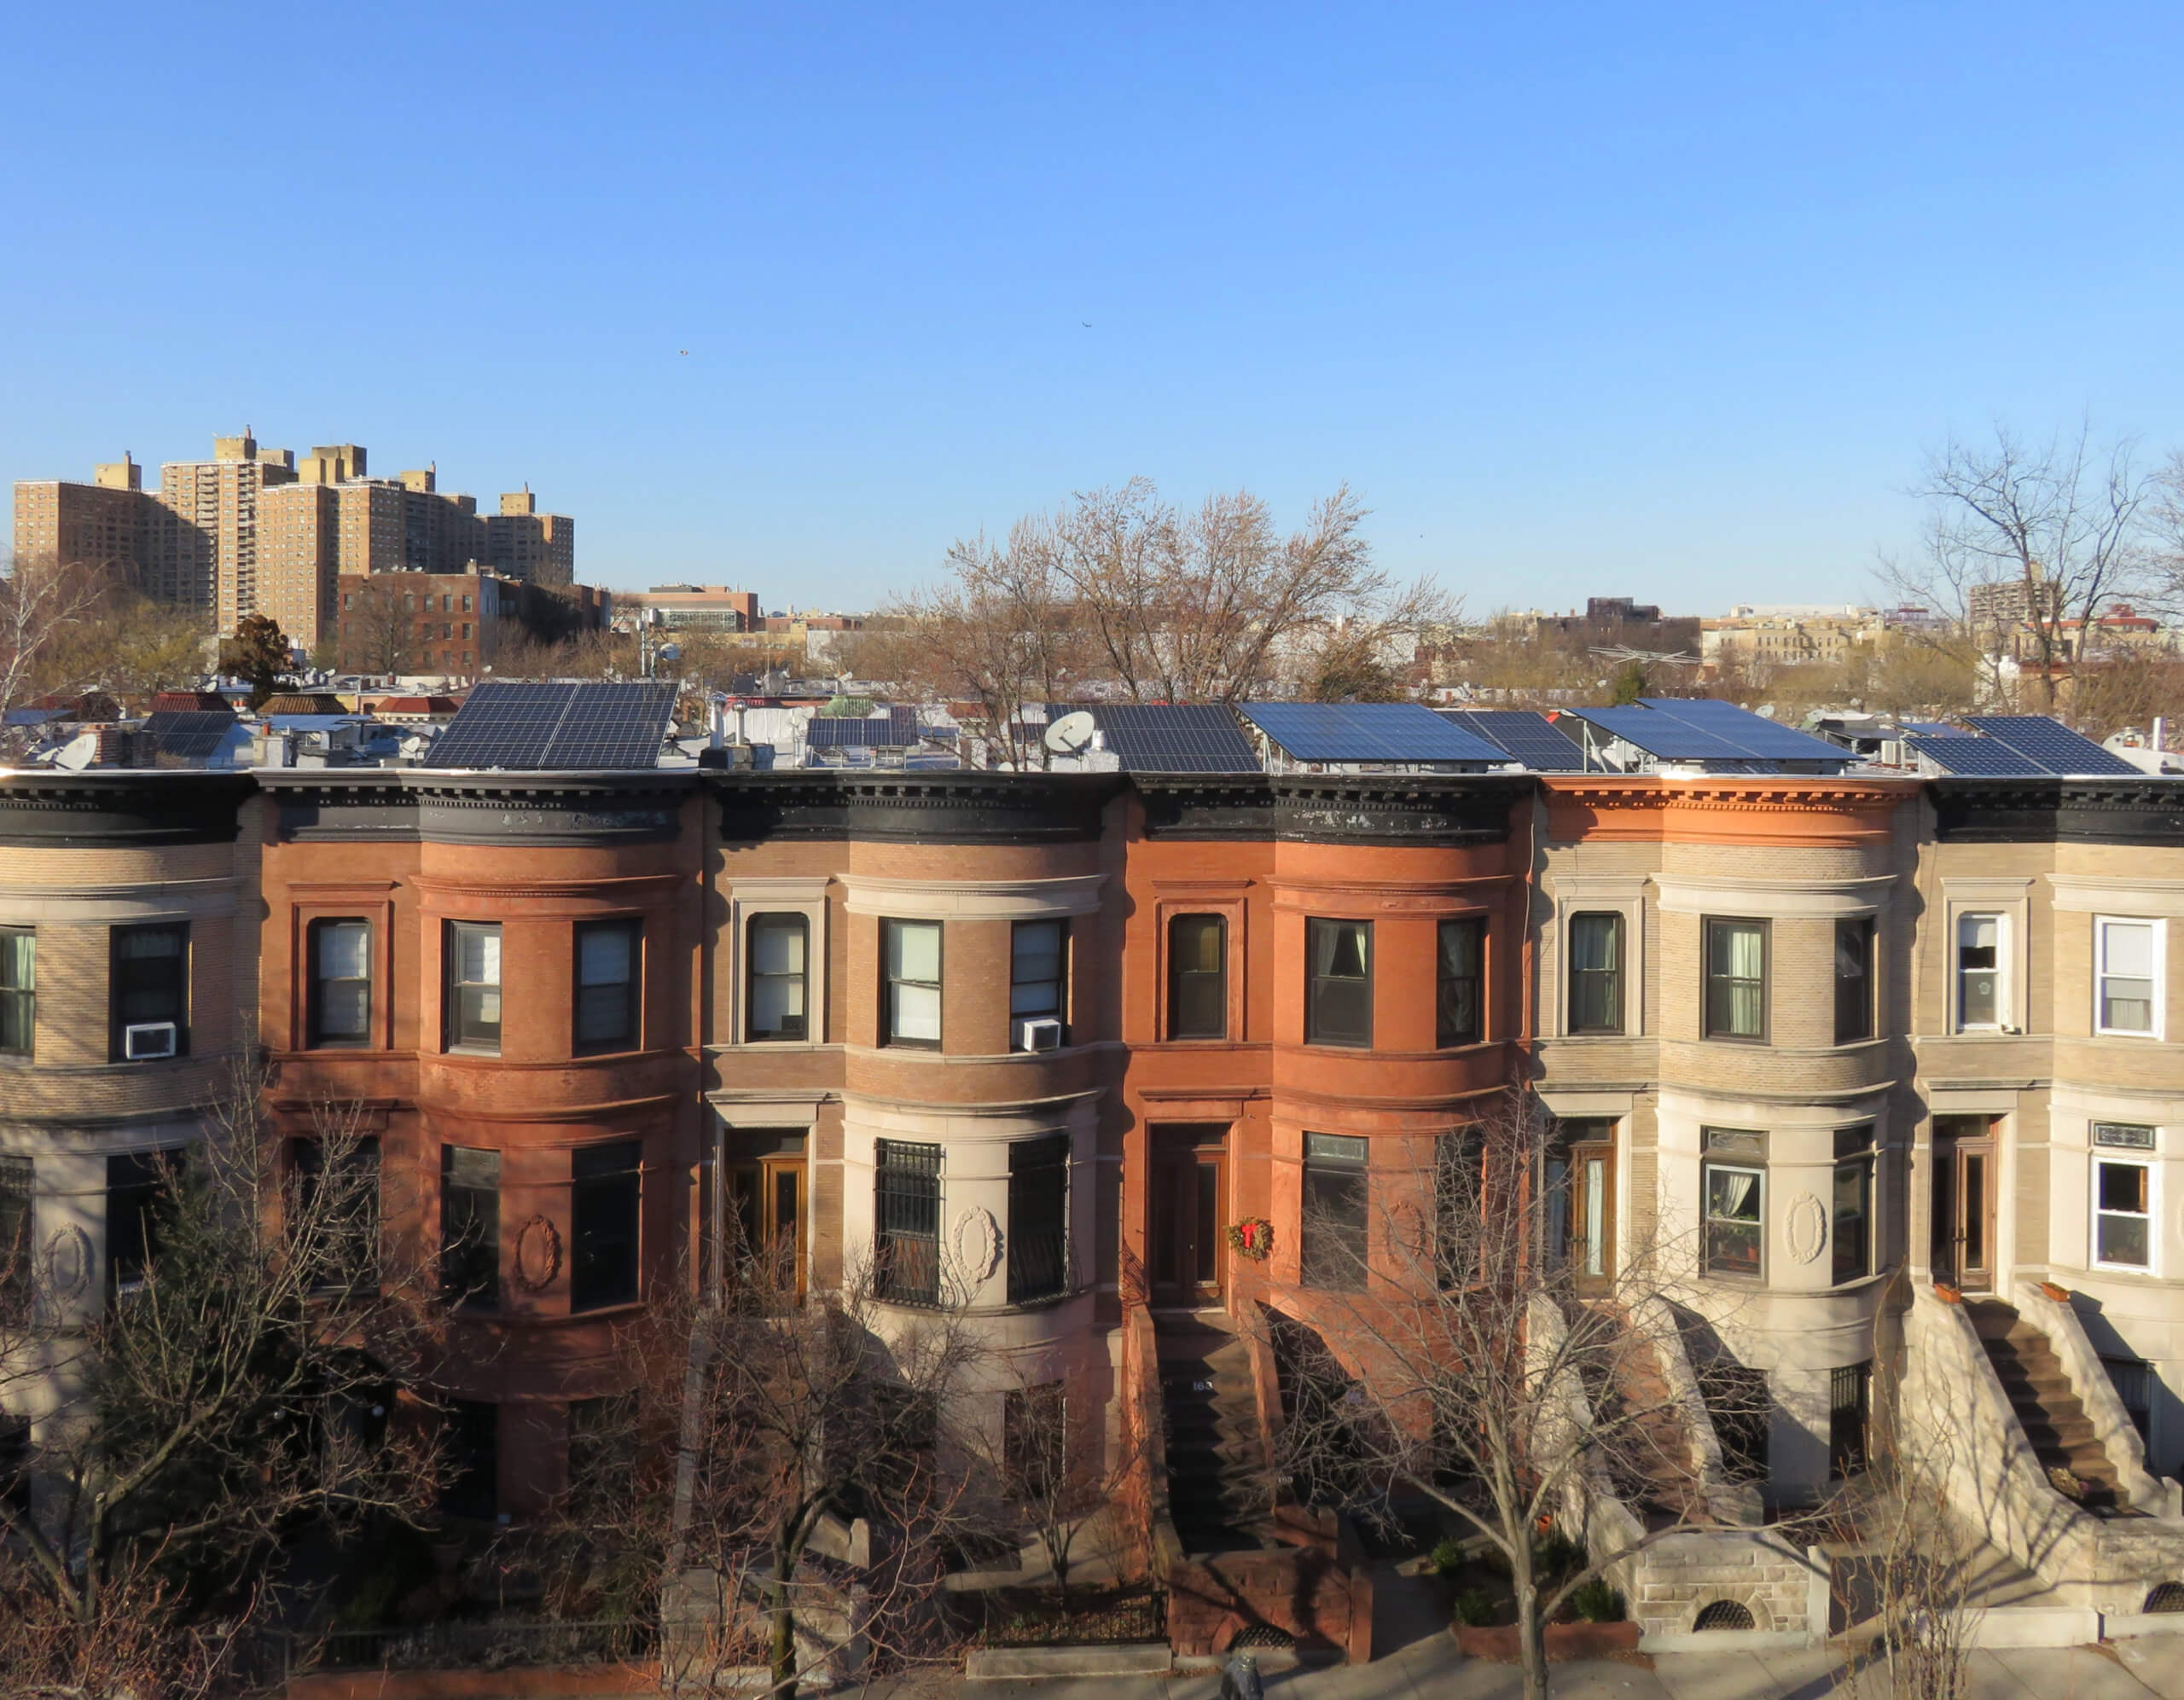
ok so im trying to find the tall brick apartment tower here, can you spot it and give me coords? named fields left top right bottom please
left=158, top=432, right=298, bottom=630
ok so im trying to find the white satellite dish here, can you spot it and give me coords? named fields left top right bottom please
left=1044, top=710, right=1097, bottom=754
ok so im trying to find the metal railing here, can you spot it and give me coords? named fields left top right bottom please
left=302, top=1617, right=653, bottom=1673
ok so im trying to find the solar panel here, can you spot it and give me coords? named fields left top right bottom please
left=1437, top=709, right=1585, bottom=771
left=1239, top=702, right=1502, bottom=763
left=808, top=715, right=917, bottom=749
left=141, top=710, right=238, bottom=761
left=1961, top=716, right=2142, bottom=776
left=1906, top=735, right=2046, bottom=776
left=1635, top=698, right=1851, bottom=761
left=1089, top=705, right=1259, bottom=773
left=428, top=681, right=674, bottom=770
left=1566, top=705, right=1758, bottom=760
left=1901, top=720, right=1959, bottom=736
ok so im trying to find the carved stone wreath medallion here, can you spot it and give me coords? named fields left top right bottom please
left=46, top=1224, right=91, bottom=1299
left=1786, top=1192, right=1827, bottom=1266
left=952, top=1206, right=1001, bottom=1286
left=514, top=1213, right=563, bottom=1292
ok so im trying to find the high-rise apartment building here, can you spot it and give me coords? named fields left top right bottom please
left=485, top=488, right=575, bottom=587
left=158, top=432, right=298, bottom=629
left=10, top=454, right=160, bottom=582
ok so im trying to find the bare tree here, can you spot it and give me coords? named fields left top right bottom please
left=542, top=1239, right=986, bottom=1700
left=1261, top=1091, right=1769, bottom=1700
left=1885, top=422, right=2153, bottom=711
left=0, top=1076, right=447, bottom=1685
left=0, top=552, right=109, bottom=753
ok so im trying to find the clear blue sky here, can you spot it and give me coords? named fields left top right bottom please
left=4, top=2, right=2181, bottom=614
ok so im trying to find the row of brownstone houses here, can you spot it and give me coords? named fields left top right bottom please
left=7, top=759, right=2184, bottom=1631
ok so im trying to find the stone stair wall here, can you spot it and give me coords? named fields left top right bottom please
left=1966, top=1298, right=2126, bottom=1511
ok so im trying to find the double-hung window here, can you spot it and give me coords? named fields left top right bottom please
left=1832, top=1126, right=1876, bottom=1285
left=112, top=923, right=188, bottom=1059
left=446, top=922, right=502, bottom=1053
left=1166, top=914, right=1227, bottom=1040
left=1704, top=918, right=1768, bottom=1041
left=309, top=919, right=371, bottom=1047
left=575, top=920, right=641, bottom=1053
left=1010, top=920, right=1066, bottom=1047
left=1302, top=1133, right=1369, bottom=1291
left=0, top=1156, right=29, bottom=1322
left=1957, top=914, right=2002, bottom=1030
left=571, top=1140, right=642, bottom=1310
left=0, top=928, right=32, bottom=1057
left=293, top=1135, right=380, bottom=1293
left=1834, top=918, right=1874, bottom=1044
left=746, top=914, right=809, bottom=1041
left=1567, top=913, right=1623, bottom=1034
left=1006, top=1134, right=1069, bottom=1303
left=107, top=1149, right=177, bottom=1297
left=440, top=1146, right=501, bottom=1308
left=874, top=1140, right=942, bottom=1304
left=1437, top=916, right=1485, bottom=1048
left=1304, top=919, right=1372, bottom=1047
left=883, top=920, right=942, bottom=1047
left=1702, top=1128, right=1766, bottom=1279
left=2097, top=918, right=2160, bottom=1037
left=1829, top=1362, right=1872, bottom=1478
left=2092, top=1123, right=2156, bottom=1272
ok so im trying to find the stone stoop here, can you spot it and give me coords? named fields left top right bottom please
left=1156, top=1314, right=1275, bottom=1556
left=1966, top=1299, right=2128, bottom=1513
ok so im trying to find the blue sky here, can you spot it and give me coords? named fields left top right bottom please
left=4, top=2, right=2180, bottom=613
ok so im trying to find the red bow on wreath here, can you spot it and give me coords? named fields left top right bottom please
left=1225, top=1217, right=1275, bottom=1261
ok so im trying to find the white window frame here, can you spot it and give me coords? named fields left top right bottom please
left=2091, top=1142, right=2158, bottom=1275
left=1955, top=911, right=2009, bottom=1033
left=725, top=879, right=830, bottom=1048
left=2094, top=916, right=2164, bottom=1040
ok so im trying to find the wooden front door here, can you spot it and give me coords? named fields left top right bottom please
left=1932, top=1117, right=1995, bottom=1293
left=1150, top=1125, right=1227, bottom=1306
left=729, top=1154, right=805, bottom=1297
left=1548, top=1119, right=1616, bottom=1290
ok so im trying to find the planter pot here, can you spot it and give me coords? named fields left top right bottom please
left=1453, top=1620, right=1641, bottom=1662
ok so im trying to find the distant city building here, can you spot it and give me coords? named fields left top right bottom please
left=628, top=584, right=759, bottom=630
left=1969, top=576, right=2066, bottom=632
left=159, top=432, right=299, bottom=630
left=485, top=488, right=576, bottom=588
left=330, top=568, right=609, bottom=681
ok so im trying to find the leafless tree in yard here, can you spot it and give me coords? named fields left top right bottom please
left=0, top=551, right=112, bottom=754
left=1883, top=421, right=2154, bottom=712
left=1260, top=1090, right=1771, bottom=1700
left=537, top=1237, right=988, bottom=1700
left=0, top=1070, right=448, bottom=1695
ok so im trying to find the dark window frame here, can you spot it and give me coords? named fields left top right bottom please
left=1006, top=1134, right=1070, bottom=1304
left=444, top=921, right=502, bottom=1054
left=746, top=912, right=810, bottom=1042
left=308, top=917, right=373, bottom=1048
left=293, top=1134, right=381, bottom=1295
left=110, top=921, right=189, bottom=1061
left=571, top=1140, right=642, bottom=1311
left=1829, top=1361, right=1872, bottom=1479
left=882, top=920, right=943, bottom=1050
left=1566, top=912, right=1623, bottom=1035
left=0, top=1154, right=29, bottom=1323
left=573, top=919, right=642, bottom=1055
left=1437, top=915, right=1486, bottom=1048
left=1009, top=919, right=1067, bottom=1049
left=0, top=926, right=32, bottom=1058
left=107, top=1147, right=180, bottom=1298
left=1165, top=913, right=1228, bottom=1041
left=1831, top=1125, right=1875, bottom=1285
left=1304, top=917, right=1373, bottom=1049
left=1833, top=916, right=1875, bottom=1046
left=1302, top=1131, right=1370, bottom=1291
left=875, top=1139, right=942, bottom=1305
left=1703, top=916, right=1769, bottom=1043
left=440, top=1145, right=502, bottom=1309
left=1701, top=1127, right=1767, bottom=1280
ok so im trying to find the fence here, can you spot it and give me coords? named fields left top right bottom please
left=292, top=1617, right=653, bottom=1674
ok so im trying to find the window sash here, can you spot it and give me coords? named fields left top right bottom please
left=2098, top=919, right=2158, bottom=1035
left=1006, top=1134, right=1069, bottom=1303
left=1957, top=913, right=2001, bottom=1027
left=1010, top=920, right=1066, bottom=1031
left=113, top=923, right=188, bottom=1055
left=440, top=1146, right=501, bottom=1307
left=1833, top=918, right=1873, bottom=1044
left=1166, top=914, right=1227, bottom=1040
left=746, top=914, right=810, bottom=1041
left=1437, top=916, right=1484, bottom=1048
left=574, top=922, right=640, bottom=1050
left=1832, top=1155, right=1873, bottom=1284
left=885, top=921, right=942, bottom=1046
left=1703, top=1161, right=1764, bottom=1278
left=311, top=920, right=372, bottom=1045
left=875, top=1140, right=942, bottom=1304
left=571, top=1141, right=642, bottom=1310
left=447, top=923, right=502, bottom=1052
left=1302, top=1133, right=1369, bottom=1291
left=1704, top=919, right=1767, bottom=1040
left=0, top=928, right=32, bottom=1057
left=1567, top=913, right=1623, bottom=1033
left=1304, top=918, right=1373, bottom=1047
left=2094, top=1158, right=2152, bottom=1269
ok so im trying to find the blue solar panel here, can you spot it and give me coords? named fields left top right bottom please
left=1568, top=705, right=1757, bottom=760
left=1089, top=705, right=1259, bottom=773
left=806, top=717, right=898, bottom=749
left=429, top=681, right=674, bottom=769
left=1635, top=698, right=1851, bottom=760
left=1907, top=735, right=2046, bottom=776
left=1960, top=716, right=2142, bottom=776
left=1437, top=709, right=1585, bottom=771
left=141, top=710, right=237, bottom=761
left=1239, top=702, right=1502, bottom=763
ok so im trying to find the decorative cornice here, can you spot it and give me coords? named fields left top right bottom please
left=1270, top=774, right=1530, bottom=846
left=1134, top=778, right=1277, bottom=840
left=713, top=771, right=1122, bottom=844
left=0, top=770, right=253, bottom=846
left=1931, top=776, right=2184, bottom=845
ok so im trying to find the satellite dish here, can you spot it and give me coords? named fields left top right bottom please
left=1044, top=710, right=1097, bottom=754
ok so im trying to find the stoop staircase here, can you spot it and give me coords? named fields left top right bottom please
left=1155, top=1313, right=1275, bottom=1554
left=1966, top=1298, right=2129, bottom=1515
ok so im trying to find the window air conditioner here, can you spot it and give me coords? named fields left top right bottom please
left=1016, top=1017, right=1064, bottom=1053
left=124, top=1022, right=178, bottom=1060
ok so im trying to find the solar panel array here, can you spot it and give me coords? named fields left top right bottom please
left=1088, top=704, right=1260, bottom=773
left=1961, top=716, right=2142, bottom=776
left=1635, top=698, right=1851, bottom=760
left=1904, top=735, right=2047, bottom=776
left=807, top=709, right=926, bottom=750
left=1569, top=705, right=1757, bottom=760
left=1239, top=702, right=1503, bottom=763
left=1436, top=709, right=1586, bottom=770
left=1565, top=699, right=1853, bottom=765
left=141, top=710, right=237, bottom=762
left=428, top=681, right=676, bottom=770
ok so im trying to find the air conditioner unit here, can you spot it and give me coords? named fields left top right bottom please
left=123, top=1022, right=177, bottom=1060
left=1016, top=1017, right=1064, bottom=1053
